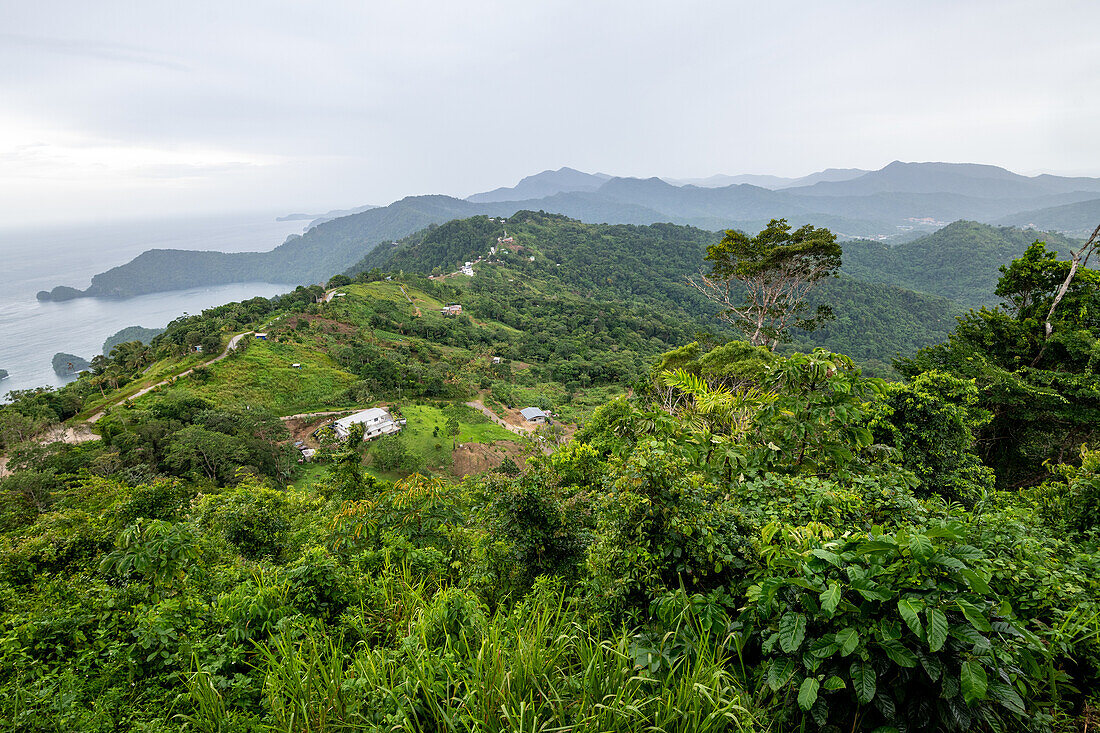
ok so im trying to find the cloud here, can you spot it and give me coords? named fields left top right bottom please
left=0, top=32, right=189, bottom=71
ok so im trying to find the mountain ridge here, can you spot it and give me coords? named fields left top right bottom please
left=39, top=161, right=1100, bottom=300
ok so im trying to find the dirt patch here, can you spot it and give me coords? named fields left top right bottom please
left=451, top=440, right=528, bottom=479
left=282, top=412, right=353, bottom=446
left=0, top=424, right=99, bottom=478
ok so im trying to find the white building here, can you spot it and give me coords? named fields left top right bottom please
left=333, top=407, right=405, bottom=440
left=520, top=407, right=549, bottom=424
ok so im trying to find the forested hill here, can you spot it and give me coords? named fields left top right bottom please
left=843, top=221, right=1082, bottom=308
left=43, top=161, right=1100, bottom=300
left=350, top=212, right=962, bottom=370
left=60, top=196, right=484, bottom=298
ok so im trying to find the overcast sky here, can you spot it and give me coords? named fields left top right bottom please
left=2, top=1, right=1098, bottom=225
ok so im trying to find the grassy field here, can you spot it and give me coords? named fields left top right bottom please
left=399, top=402, right=515, bottom=455
left=157, top=338, right=357, bottom=415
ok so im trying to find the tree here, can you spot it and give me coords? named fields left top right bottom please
left=689, top=219, right=841, bottom=348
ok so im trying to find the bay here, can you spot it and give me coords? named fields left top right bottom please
left=0, top=213, right=310, bottom=398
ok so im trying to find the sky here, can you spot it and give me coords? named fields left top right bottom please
left=2, top=0, right=1098, bottom=226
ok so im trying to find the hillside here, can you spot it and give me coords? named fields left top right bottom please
left=995, top=197, right=1100, bottom=237
left=350, top=212, right=962, bottom=372
left=843, top=221, right=1083, bottom=308
left=6, top=217, right=1100, bottom=730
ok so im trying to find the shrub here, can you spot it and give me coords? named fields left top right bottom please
left=197, top=486, right=291, bottom=560
left=745, top=522, right=1045, bottom=732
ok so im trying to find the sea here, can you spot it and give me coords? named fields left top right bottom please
left=0, top=213, right=311, bottom=400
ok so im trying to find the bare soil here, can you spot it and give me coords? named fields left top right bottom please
left=451, top=440, right=528, bottom=478
left=0, top=424, right=98, bottom=478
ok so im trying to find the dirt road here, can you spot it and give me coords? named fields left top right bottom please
left=465, top=399, right=536, bottom=436
left=87, top=331, right=252, bottom=423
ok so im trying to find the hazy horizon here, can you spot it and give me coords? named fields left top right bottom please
left=3, top=1, right=1099, bottom=227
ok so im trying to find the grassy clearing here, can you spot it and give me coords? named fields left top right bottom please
left=399, top=403, right=515, bottom=465
left=157, top=339, right=357, bottom=415
left=288, top=460, right=329, bottom=490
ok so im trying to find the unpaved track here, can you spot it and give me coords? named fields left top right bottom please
left=87, top=331, right=252, bottom=423
left=4, top=330, right=260, bottom=476
left=464, top=399, right=535, bottom=436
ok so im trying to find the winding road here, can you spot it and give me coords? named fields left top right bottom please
left=87, top=331, right=253, bottom=423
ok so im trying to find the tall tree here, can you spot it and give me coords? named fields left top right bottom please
left=689, top=219, right=841, bottom=348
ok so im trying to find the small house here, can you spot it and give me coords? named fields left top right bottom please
left=291, top=363, right=301, bottom=369
left=441, top=304, right=463, bottom=316
left=520, top=407, right=549, bottom=424
left=491, top=356, right=502, bottom=364
left=301, top=448, right=317, bottom=461
left=333, top=407, right=405, bottom=441
left=255, top=333, right=267, bottom=340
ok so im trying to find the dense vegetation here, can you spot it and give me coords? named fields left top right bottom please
left=353, top=212, right=963, bottom=375
left=103, top=326, right=167, bottom=354
left=2, top=214, right=1099, bottom=731
left=843, top=221, right=1080, bottom=308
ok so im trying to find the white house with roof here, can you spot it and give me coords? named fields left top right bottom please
left=520, top=407, right=549, bottom=424
left=333, top=407, right=405, bottom=440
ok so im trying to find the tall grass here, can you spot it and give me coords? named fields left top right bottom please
left=199, top=573, right=759, bottom=732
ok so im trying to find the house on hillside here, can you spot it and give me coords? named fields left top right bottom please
left=333, top=407, right=406, bottom=440
left=255, top=333, right=267, bottom=340
left=441, top=304, right=463, bottom=316
left=520, top=407, right=549, bottom=424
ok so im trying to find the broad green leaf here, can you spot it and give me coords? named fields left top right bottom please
left=878, top=619, right=903, bottom=642
left=960, top=660, right=988, bottom=704
left=767, top=657, right=796, bottom=692
left=960, top=569, right=991, bottom=595
left=919, top=653, right=944, bottom=681
left=836, top=627, right=859, bottom=656
left=852, top=578, right=895, bottom=601
left=823, top=675, right=846, bottom=691
left=810, top=636, right=840, bottom=659
left=878, top=640, right=917, bottom=667
left=779, top=612, right=808, bottom=653
left=925, top=522, right=965, bottom=539
left=988, top=680, right=1025, bottom=715
left=926, top=608, right=948, bottom=652
left=930, top=553, right=967, bottom=571
left=898, top=598, right=923, bottom=636
left=811, top=548, right=842, bottom=567
left=798, top=677, right=820, bottom=711
left=957, top=600, right=993, bottom=633
left=857, top=540, right=898, bottom=554
left=820, top=582, right=842, bottom=615
left=908, top=533, right=934, bottom=560
left=851, top=661, right=876, bottom=704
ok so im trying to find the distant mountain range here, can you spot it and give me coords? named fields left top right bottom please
left=663, top=168, right=869, bottom=189
left=40, top=161, right=1099, bottom=300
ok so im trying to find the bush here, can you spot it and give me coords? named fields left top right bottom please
left=197, top=486, right=291, bottom=560
left=745, top=522, right=1045, bottom=732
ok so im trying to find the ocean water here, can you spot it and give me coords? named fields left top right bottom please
left=0, top=214, right=309, bottom=398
